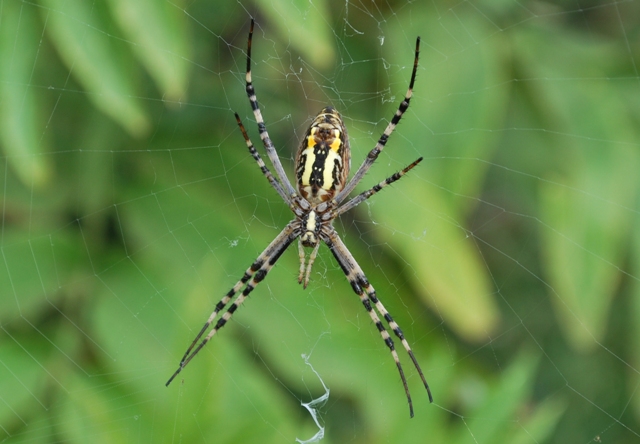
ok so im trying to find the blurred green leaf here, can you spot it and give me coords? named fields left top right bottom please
left=518, top=26, right=640, bottom=351
left=0, top=2, right=51, bottom=186
left=92, top=261, right=306, bottom=442
left=454, top=350, right=539, bottom=442
left=256, top=0, right=335, bottom=70
left=60, top=372, right=152, bottom=443
left=374, top=185, right=499, bottom=341
left=371, top=11, right=509, bottom=342
left=41, top=0, right=149, bottom=137
left=0, top=332, right=50, bottom=435
left=632, top=219, right=640, bottom=421
left=105, top=0, right=190, bottom=103
left=0, top=231, right=87, bottom=325
left=511, top=397, right=567, bottom=444
left=451, top=350, right=565, bottom=443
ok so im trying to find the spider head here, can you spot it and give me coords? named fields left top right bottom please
left=300, top=210, right=320, bottom=247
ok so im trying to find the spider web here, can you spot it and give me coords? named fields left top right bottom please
left=1, top=0, right=640, bottom=443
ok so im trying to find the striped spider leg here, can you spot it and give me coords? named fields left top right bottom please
left=166, top=18, right=432, bottom=417
left=321, top=222, right=433, bottom=419
left=165, top=222, right=299, bottom=386
left=334, top=35, right=421, bottom=205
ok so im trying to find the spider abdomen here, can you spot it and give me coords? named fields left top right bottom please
left=295, top=107, right=351, bottom=204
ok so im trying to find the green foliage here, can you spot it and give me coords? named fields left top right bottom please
left=1, top=0, right=639, bottom=442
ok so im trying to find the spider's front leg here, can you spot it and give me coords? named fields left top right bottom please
left=166, top=222, right=299, bottom=386
left=321, top=227, right=432, bottom=417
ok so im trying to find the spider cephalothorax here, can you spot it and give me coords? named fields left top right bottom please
left=167, top=19, right=432, bottom=418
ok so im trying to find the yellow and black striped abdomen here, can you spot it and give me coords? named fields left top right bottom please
left=295, top=107, right=350, bottom=204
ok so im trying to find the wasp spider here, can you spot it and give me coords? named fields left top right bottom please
left=167, top=19, right=433, bottom=417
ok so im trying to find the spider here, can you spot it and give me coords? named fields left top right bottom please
left=166, top=19, right=433, bottom=417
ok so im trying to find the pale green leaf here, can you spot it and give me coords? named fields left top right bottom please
left=255, top=0, right=334, bottom=70
left=452, top=350, right=540, bottom=443
left=510, top=397, right=567, bottom=444
left=105, top=0, right=190, bottom=103
left=370, top=12, right=509, bottom=341
left=41, top=0, right=149, bottom=137
left=0, top=2, right=51, bottom=186
left=519, top=27, right=640, bottom=350
left=374, top=185, right=499, bottom=341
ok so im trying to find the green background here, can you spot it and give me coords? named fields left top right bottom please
left=1, top=0, right=639, bottom=442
